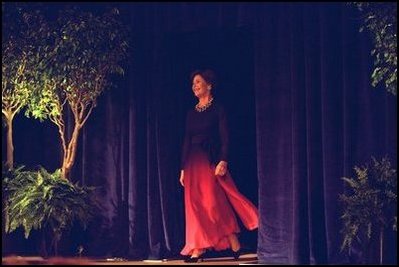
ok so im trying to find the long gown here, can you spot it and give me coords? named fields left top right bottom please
left=180, top=101, right=259, bottom=256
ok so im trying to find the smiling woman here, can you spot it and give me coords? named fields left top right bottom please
left=179, top=69, right=259, bottom=262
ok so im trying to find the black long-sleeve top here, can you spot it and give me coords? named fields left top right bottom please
left=181, top=101, right=229, bottom=169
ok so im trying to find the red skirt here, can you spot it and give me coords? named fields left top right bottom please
left=180, top=146, right=259, bottom=256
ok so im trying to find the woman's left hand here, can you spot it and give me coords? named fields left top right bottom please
left=215, top=161, right=228, bottom=176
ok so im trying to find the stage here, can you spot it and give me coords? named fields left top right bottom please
left=2, top=253, right=260, bottom=265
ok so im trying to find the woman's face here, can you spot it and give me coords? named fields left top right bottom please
left=192, top=74, right=211, bottom=98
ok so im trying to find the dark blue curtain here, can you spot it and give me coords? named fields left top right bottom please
left=254, top=3, right=396, bottom=264
left=2, top=2, right=396, bottom=264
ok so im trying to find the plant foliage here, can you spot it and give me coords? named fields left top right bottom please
left=351, top=2, right=397, bottom=95
left=22, top=6, right=129, bottom=179
left=2, top=166, right=100, bottom=245
left=339, top=156, right=397, bottom=253
left=2, top=5, right=53, bottom=169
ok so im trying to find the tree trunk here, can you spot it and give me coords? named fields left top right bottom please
left=40, top=228, right=48, bottom=258
left=61, top=125, right=81, bottom=179
left=61, top=163, right=71, bottom=180
left=379, top=227, right=384, bottom=265
left=5, top=117, right=14, bottom=170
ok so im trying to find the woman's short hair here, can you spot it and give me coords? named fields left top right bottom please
left=190, top=69, right=217, bottom=88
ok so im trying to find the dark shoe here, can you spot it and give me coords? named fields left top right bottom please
left=232, top=249, right=241, bottom=260
left=184, top=255, right=204, bottom=263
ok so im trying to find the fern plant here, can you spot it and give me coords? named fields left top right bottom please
left=2, top=166, right=100, bottom=256
left=339, top=156, right=397, bottom=263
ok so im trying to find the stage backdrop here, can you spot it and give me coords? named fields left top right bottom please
left=2, top=3, right=396, bottom=264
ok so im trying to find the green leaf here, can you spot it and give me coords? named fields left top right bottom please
left=339, top=156, right=397, bottom=254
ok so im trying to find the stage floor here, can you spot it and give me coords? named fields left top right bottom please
left=2, top=253, right=261, bottom=265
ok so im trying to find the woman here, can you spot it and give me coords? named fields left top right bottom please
left=180, top=69, right=259, bottom=262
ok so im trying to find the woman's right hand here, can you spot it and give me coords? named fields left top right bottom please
left=179, top=170, right=185, bottom=187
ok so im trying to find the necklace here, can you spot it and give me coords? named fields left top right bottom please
left=195, top=97, right=214, bottom=112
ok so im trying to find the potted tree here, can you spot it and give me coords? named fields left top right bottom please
left=2, top=7, right=51, bottom=170
left=25, top=6, right=129, bottom=179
